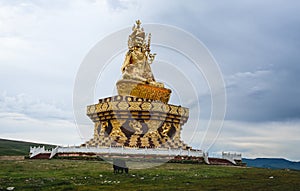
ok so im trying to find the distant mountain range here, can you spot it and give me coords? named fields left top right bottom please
left=243, top=158, right=300, bottom=170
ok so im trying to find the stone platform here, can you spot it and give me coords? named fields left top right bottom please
left=84, top=95, right=190, bottom=149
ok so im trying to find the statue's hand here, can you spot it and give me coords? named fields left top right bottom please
left=148, top=53, right=156, bottom=64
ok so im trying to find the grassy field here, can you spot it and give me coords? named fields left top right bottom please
left=0, top=159, right=299, bottom=191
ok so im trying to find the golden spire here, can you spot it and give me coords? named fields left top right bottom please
left=136, top=20, right=141, bottom=28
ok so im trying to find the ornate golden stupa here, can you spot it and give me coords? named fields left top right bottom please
left=84, top=20, right=190, bottom=149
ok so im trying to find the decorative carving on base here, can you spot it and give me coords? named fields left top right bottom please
left=83, top=95, right=190, bottom=149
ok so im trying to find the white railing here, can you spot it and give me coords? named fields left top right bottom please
left=30, top=145, right=203, bottom=159
left=222, top=152, right=242, bottom=164
left=29, top=146, right=51, bottom=158
left=50, top=146, right=59, bottom=159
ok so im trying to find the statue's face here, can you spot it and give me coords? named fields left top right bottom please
left=133, top=46, right=142, bottom=51
left=133, top=36, right=144, bottom=47
left=133, top=42, right=142, bottom=48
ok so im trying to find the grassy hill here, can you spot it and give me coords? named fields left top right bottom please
left=0, top=138, right=299, bottom=190
left=0, top=160, right=299, bottom=191
left=0, top=138, right=55, bottom=156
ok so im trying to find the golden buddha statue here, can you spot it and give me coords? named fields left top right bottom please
left=120, top=20, right=160, bottom=87
left=116, top=20, right=171, bottom=103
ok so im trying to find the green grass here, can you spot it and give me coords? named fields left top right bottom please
left=0, top=159, right=299, bottom=191
left=0, top=138, right=55, bottom=156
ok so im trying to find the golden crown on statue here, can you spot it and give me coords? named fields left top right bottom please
left=128, top=20, right=150, bottom=50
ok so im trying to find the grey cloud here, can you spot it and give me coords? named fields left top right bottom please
left=0, top=112, right=81, bottom=145
left=207, top=120, right=300, bottom=161
left=224, top=68, right=300, bottom=122
left=106, top=0, right=129, bottom=10
left=0, top=0, right=72, bottom=10
left=0, top=92, right=72, bottom=120
left=171, top=1, right=300, bottom=122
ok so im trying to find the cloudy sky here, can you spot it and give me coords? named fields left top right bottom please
left=0, top=0, right=299, bottom=161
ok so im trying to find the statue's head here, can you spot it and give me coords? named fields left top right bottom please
left=128, top=20, right=146, bottom=49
